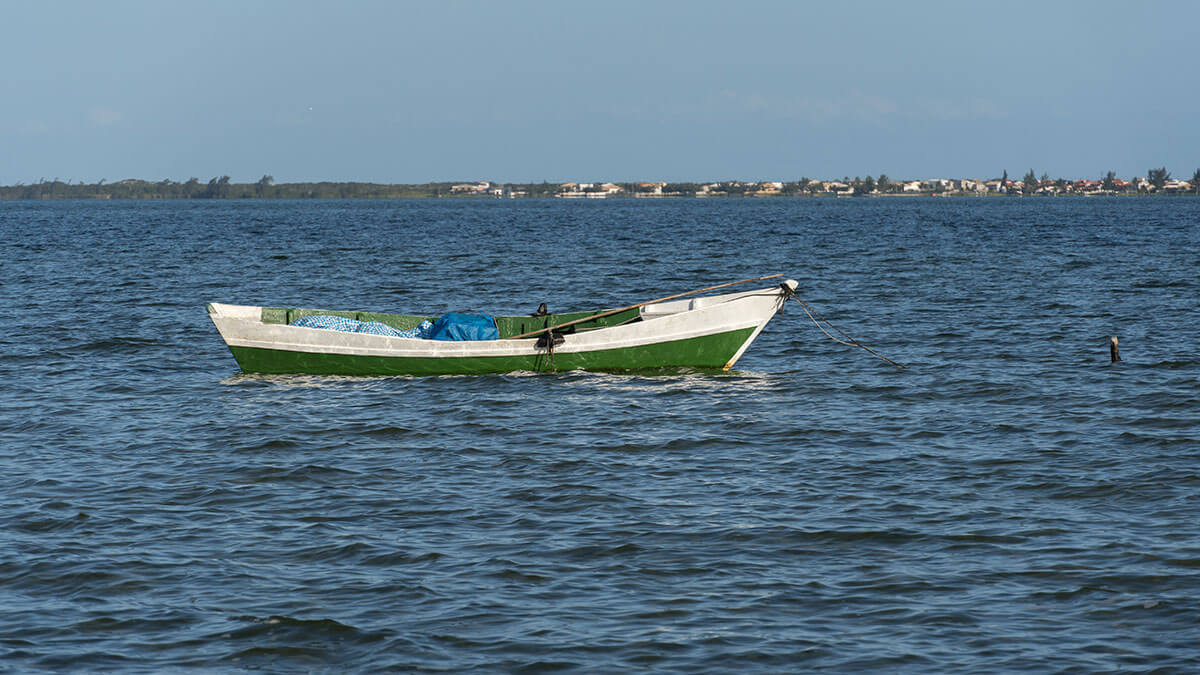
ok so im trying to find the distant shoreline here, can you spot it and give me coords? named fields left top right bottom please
left=1, top=176, right=1196, bottom=200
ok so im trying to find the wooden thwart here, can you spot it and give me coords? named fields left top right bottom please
left=507, top=274, right=785, bottom=340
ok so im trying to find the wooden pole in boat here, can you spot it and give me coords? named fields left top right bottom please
left=507, top=274, right=786, bottom=340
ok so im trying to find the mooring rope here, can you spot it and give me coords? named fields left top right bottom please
left=781, top=285, right=907, bottom=369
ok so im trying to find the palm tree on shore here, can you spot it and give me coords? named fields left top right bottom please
left=1147, top=167, right=1170, bottom=190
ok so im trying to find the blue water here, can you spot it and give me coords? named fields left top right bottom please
left=1, top=197, right=1198, bottom=672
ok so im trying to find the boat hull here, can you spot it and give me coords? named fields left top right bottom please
left=227, top=326, right=757, bottom=375
left=209, top=281, right=794, bottom=376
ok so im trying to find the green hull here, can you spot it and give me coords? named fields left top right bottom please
left=228, top=326, right=757, bottom=376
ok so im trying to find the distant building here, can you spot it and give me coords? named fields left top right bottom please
left=557, top=181, right=624, bottom=199
left=450, top=181, right=491, bottom=194
left=635, top=182, right=666, bottom=196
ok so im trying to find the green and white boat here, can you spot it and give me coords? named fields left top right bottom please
left=208, top=278, right=797, bottom=376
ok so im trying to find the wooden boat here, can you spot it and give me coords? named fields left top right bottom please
left=208, top=278, right=797, bottom=376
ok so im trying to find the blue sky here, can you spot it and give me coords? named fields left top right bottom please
left=2, top=1, right=1196, bottom=184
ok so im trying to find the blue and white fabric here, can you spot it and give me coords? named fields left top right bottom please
left=291, top=315, right=361, bottom=332
left=393, top=320, right=434, bottom=339
left=291, top=315, right=434, bottom=339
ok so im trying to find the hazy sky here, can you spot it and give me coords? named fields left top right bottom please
left=2, top=1, right=1196, bottom=184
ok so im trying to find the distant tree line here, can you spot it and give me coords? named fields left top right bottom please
left=0, top=176, right=456, bottom=200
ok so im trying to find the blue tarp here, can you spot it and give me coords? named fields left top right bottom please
left=290, top=314, right=495, bottom=341
left=427, top=313, right=498, bottom=341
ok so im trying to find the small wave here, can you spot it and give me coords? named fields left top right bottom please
left=8, top=510, right=90, bottom=534
left=221, top=615, right=383, bottom=642
left=1146, top=359, right=1199, bottom=370
left=1133, top=278, right=1193, bottom=289
left=233, top=438, right=302, bottom=453
left=360, top=551, right=444, bottom=567
left=233, top=463, right=362, bottom=485
left=66, top=336, right=160, bottom=355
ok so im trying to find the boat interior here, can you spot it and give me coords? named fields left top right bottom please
left=258, top=306, right=643, bottom=339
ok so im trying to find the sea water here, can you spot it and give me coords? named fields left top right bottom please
left=1, top=197, right=1197, bottom=671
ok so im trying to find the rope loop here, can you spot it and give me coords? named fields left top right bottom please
left=780, top=285, right=907, bottom=369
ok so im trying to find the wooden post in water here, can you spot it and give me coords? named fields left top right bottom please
left=1110, top=336, right=1121, bottom=363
